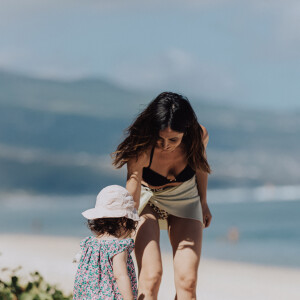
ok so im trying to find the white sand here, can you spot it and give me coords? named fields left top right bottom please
left=1, top=234, right=299, bottom=299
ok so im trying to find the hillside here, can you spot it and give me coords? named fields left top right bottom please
left=0, top=70, right=299, bottom=194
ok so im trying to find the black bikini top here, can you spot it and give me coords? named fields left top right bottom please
left=142, top=147, right=195, bottom=187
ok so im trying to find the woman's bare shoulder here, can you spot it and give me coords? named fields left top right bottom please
left=199, top=124, right=208, bottom=135
left=127, top=147, right=152, bottom=169
left=199, top=124, right=209, bottom=147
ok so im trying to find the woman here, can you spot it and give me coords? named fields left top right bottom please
left=112, top=92, right=212, bottom=300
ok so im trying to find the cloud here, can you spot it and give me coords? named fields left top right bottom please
left=0, top=48, right=26, bottom=68
left=0, top=0, right=299, bottom=110
left=276, top=2, right=300, bottom=46
left=0, top=0, right=242, bottom=18
left=0, top=0, right=298, bottom=16
left=111, top=48, right=237, bottom=101
left=0, top=47, right=88, bottom=80
left=249, top=0, right=300, bottom=59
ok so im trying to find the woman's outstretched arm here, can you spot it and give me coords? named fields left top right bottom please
left=196, top=125, right=212, bottom=228
left=126, top=153, right=148, bottom=209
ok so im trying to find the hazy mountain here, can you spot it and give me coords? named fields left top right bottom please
left=0, top=70, right=299, bottom=194
left=0, top=70, right=149, bottom=118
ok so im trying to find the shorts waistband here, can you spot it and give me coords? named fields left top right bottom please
left=141, top=184, right=170, bottom=192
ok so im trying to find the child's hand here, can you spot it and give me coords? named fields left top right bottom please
left=72, top=250, right=82, bottom=263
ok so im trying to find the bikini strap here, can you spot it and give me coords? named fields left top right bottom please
left=147, top=146, right=155, bottom=168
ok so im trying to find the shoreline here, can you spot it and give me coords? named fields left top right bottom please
left=1, top=234, right=300, bottom=299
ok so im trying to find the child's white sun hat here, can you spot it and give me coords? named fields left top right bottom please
left=82, top=185, right=140, bottom=221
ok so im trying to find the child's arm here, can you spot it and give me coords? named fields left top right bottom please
left=112, top=250, right=134, bottom=300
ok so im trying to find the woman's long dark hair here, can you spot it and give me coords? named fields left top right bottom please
left=112, top=92, right=210, bottom=173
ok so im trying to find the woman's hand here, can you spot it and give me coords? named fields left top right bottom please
left=201, top=202, right=212, bottom=228
left=195, top=166, right=211, bottom=228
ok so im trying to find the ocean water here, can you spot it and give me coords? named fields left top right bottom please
left=1, top=186, right=300, bottom=268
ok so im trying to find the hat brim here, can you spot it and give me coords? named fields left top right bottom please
left=82, top=207, right=140, bottom=221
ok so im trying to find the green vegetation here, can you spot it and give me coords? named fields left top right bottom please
left=0, top=267, right=72, bottom=300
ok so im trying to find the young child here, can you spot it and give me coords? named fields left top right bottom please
left=73, top=185, right=140, bottom=300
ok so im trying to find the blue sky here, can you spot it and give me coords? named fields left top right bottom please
left=0, top=0, right=299, bottom=110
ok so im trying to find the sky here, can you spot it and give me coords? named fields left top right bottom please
left=0, top=0, right=300, bottom=110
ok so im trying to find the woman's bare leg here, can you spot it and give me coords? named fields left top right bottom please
left=135, top=205, right=163, bottom=300
left=168, top=216, right=203, bottom=300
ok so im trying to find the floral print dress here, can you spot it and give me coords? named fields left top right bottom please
left=73, top=236, right=138, bottom=300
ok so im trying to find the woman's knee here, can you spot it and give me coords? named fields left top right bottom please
left=139, top=267, right=163, bottom=293
left=175, top=272, right=197, bottom=293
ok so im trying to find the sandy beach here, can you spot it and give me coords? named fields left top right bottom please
left=1, top=234, right=299, bottom=300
